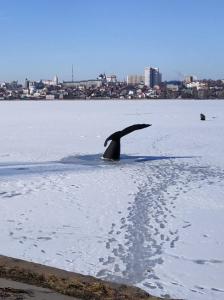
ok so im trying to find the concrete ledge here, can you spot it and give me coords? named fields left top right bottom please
left=0, top=255, right=165, bottom=299
left=0, top=277, right=80, bottom=299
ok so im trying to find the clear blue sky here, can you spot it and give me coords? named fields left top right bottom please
left=1, top=0, right=224, bottom=83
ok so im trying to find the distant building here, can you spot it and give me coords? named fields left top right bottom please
left=127, top=75, right=144, bottom=85
left=24, top=79, right=44, bottom=92
left=166, top=83, right=179, bottom=92
left=28, top=81, right=37, bottom=94
left=6, top=81, right=19, bottom=90
left=42, top=75, right=59, bottom=86
left=63, top=79, right=102, bottom=89
left=106, top=75, right=117, bottom=83
left=185, top=76, right=194, bottom=83
left=46, top=94, right=55, bottom=100
left=185, top=81, right=207, bottom=90
left=53, top=75, right=59, bottom=85
left=24, top=78, right=29, bottom=89
left=0, top=82, right=6, bottom=88
left=144, top=67, right=162, bottom=88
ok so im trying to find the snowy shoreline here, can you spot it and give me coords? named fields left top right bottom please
left=0, top=255, right=157, bottom=300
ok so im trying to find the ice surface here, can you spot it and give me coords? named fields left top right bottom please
left=0, top=100, right=224, bottom=299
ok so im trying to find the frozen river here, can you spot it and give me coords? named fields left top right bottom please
left=0, top=100, right=223, bottom=299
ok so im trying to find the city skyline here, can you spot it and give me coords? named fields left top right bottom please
left=1, top=0, right=224, bottom=82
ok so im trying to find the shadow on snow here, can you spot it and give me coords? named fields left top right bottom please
left=0, top=154, right=195, bottom=177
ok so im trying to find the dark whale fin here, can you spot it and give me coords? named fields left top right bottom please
left=103, top=124, right=151, bottom=161
left=200, top=113, right=206, bottom=121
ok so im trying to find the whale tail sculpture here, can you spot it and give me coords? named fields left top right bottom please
left=200, top=113, right=206, bottom=121
left=103, top=124, right=151, bottom=161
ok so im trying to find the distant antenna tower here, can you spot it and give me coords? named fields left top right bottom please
left=72, top=64, right=74, bottom=82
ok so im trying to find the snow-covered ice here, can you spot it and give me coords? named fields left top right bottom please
left=0, top=100, right=223, bottom=299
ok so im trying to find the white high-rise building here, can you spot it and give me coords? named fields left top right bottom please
left=144, top=67, right=162, bottom=88
left=53, top=75, right=59, bottom=85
